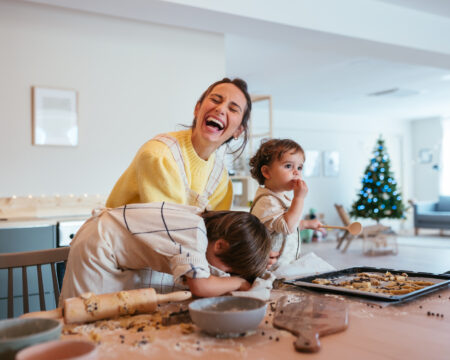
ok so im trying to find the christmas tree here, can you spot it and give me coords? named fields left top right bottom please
left=350, top=136, right=406, bottom=222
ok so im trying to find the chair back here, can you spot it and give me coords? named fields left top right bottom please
left=334, top=204, right=351, bottom=226
left=0, top=247, right=69, bottom=318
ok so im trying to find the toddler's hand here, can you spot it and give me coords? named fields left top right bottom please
left=292, top=179, right=308, bottom=199
left=301, top=218, right=323, bottom=231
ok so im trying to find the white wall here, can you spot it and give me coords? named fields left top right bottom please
left=0, top=0, right=419, bottom=234
left=410, top=117, right=443, bottom=201
left=272, top=111, right=412, bottom=229
left=0, top=0, right=225, bottom=197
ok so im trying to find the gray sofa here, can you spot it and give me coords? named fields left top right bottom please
left=412, top=196, right=450, bottom=235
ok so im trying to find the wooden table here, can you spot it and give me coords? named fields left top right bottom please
left=61, top=286, right=450, bottom=360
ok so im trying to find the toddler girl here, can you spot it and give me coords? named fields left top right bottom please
left=249, top=139, right=322, bottom=269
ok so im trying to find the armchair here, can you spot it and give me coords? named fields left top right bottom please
left=410, top=196, right=450, bottom=235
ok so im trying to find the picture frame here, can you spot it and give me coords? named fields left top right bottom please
left=303, top=150, right=321, bottom=177
left=32, top=86, right=78, bottom=146
left=418, top=148, right=432, bottom=164
left=323, top=150, right=340, bottom=177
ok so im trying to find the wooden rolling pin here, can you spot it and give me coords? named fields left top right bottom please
left=21, top=288, right=191, bottom=324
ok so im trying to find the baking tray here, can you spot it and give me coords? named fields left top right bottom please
left=284, top=267, right=450, bottom=303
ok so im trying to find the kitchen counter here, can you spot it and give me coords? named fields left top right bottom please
left=0, top=194, right=104, bottom=229
left=60, top=286, right=450, bottom=360
left=0, top=215, right=90, bottom=229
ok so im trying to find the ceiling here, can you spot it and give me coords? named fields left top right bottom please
left=24, top=0, right=450, bottom=121
left=376, top=0, right=450, bottom=18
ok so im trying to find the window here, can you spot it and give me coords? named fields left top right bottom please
left=441, top=119, right=450, bottom=195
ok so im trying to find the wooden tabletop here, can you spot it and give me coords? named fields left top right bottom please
left=61, top=286, right=450, bottom=360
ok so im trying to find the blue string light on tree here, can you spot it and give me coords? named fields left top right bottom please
left=350, top=135, right=406, bottom=222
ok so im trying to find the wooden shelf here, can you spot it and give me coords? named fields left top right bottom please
left=230, top=95, right=273, bottom=208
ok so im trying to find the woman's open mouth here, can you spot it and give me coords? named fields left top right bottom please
left=205, top=117, right=225, bottom=132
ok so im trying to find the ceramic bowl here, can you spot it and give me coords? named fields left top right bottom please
left=188, top=296, right=267, bottom=337
left=0, top=318, right=62, bottom=360
left=15, top=339, right=97, bottom=360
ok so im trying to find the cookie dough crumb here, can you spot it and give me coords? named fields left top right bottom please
left=89, top=331, right=101, bottom=343
left=81, top=292, right=99, bottom=316
left=180, top=323, right=195, bottom=334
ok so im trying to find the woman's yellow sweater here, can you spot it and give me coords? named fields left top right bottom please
left=106, top=129, right=232, bottom=210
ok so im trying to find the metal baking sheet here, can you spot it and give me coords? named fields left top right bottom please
left=284, top=267, right=450, bottom=303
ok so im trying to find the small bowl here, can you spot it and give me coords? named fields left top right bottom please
left=188, top=296, right=267, bottom=337
left=16, top=339, right=97, bottom=360
left=0, top=318, right=62, bottom=360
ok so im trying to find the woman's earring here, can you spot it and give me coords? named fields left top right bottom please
left=234, top=136, right=238, bottom=140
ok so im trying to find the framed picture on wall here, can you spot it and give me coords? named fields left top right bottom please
left=303, top=150, right=321, bottom=177
left=323, top=150, right=340, bottom=177
left=32, top=86, right=78, bottom=146
left=418, top=148, right=432, bottom=164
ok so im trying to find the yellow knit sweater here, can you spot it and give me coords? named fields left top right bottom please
left=106, top=129, right=232, bottom=210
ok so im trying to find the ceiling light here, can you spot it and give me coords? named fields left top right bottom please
left=367, top=88, right=420, bottom=98
left=367, top=88, right=398, bottom=96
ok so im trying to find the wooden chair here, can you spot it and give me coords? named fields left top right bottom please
left=334, top=204, right=393, bottom=253
left=334, top=204, right=359, bottom=252
left=0, top=247, right=70, bottom=318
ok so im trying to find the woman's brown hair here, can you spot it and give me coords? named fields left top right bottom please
left=201, top=210, right=270, bottom=282
left=249, top=138, right=305, bottom=185
left=192, top=78, right=252, bottom=158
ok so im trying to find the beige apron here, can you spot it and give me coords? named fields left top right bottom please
left=154, top=134, right=225, bottom=211
left=139, top=134, right=226, bottom=292
left=250, top=193, right=301, bottom=266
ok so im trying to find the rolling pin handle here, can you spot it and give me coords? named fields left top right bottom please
left=20, top=307, right=63, bottom=320
left=155, top=291, right=192, bottom=304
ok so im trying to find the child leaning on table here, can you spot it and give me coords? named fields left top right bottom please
left=249, top=139, right=323, bottom=269
left=59, top=202, right=271, bottom=302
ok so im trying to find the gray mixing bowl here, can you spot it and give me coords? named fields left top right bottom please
left=189, top=296, right=267, bottom=337
left=0, top=318, right=62, bottom=360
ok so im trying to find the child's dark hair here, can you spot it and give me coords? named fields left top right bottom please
left=249, top=138, right=305, bottom=185
left=201, top=211, right=271, bottom=282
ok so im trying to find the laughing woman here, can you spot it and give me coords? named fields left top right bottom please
left=106, top=78, right=252, bottom=211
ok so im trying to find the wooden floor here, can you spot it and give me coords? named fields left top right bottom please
left=302, top=230, right=450, bottom=274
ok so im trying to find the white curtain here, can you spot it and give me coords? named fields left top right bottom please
left=441, top=119, right=450, bottom=196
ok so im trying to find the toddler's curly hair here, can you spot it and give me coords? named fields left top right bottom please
left=249, top=138, right=304, bottom=185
